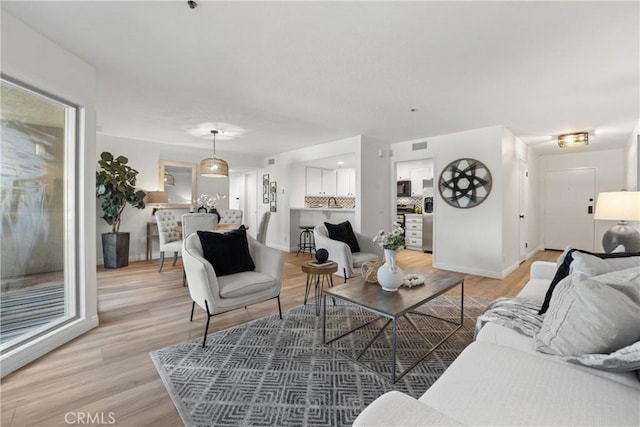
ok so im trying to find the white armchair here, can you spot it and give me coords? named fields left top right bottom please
left=183, top=232, right=285, bottom=347
left=314, top=224, right=382, bottom=282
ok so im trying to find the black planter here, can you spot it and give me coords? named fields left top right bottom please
left=102, top=232, right=130, bottom=269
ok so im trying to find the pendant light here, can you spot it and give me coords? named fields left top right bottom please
left=163, top=172, right=175, bottom=186
left=200, top=129, right=229, bottom=177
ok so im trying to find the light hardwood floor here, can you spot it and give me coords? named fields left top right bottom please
left=1, top=249, right=560, bottom=427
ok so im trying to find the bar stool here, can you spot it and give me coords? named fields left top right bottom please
left=297, top=225, right=315, bottom=256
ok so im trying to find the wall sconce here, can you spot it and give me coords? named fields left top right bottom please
left=558, top=132, right=589, bottom=148
left=594, top=191, right=640, bottom=252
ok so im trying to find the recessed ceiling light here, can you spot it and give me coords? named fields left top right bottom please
left=337, top=161, right=344, bottom=165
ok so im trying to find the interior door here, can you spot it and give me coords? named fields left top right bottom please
left=519, top=160, right=528, bottom=262
left=544, top=168, right=596, bottom=251
left=243, top=171, right=258, bottom=235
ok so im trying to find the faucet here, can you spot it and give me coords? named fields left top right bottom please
left=328, top=197, right=337, bottom=207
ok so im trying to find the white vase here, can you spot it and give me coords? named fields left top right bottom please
left=377, top=249, right=404, bottom=292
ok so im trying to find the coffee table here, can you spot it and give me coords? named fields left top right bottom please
left=322, top=271, right=464, bottom=383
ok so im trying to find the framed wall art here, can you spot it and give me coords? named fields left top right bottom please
left=438, top=158, right=492, bottom=208
left=269, top=181, right=277, bottom=212
left=262, top=174, right=269, bottom=203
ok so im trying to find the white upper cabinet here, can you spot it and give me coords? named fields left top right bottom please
left=336, top=168, right=356, bottom=196
left=306, top=167, right=337, bottom=196
left=410, top=167, right=429, bottom=196
left=306, top=167, right=323, bottom=195
left=322, top=169, right=336, bottom=195
left=396, top=162, right=411, bottom=180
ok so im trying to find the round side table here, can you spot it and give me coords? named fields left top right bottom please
left=301, top=260, right=338, bottom=316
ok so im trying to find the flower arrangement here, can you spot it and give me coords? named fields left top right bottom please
left=196, top=193, right=227, bottom=210
left=373, top=221, right=405, bottom=251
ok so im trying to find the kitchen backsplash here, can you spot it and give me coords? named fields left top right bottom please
left=305, top=196, right=356, bottom=208
left=396, top=196, right=423, bottom=208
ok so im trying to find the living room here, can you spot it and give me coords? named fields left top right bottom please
left=1, top=1, right=639, bottom=426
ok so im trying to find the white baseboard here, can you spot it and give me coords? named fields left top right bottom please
left=501, top=262, right=520, bottom=279
left=1, top=316, right=99, bottom=377
left=432, top=261, right=503, bottom=279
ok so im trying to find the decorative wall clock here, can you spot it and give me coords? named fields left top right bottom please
left=438, top=158, right=492, bottom=208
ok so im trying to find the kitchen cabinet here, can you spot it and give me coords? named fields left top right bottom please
left=404, top=214, right=423, bottom=251
left=305, top=167, right=336, bottom=196
left=410, top=168, right=428, bottom=196
left=396, top=162, right=411, bottom=180
left=336, top=168, right=356, bottom=196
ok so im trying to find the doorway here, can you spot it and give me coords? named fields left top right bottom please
left=544, top=168, right=596, bottom=251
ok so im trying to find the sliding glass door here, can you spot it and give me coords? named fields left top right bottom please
left=0, top=76, right=79, bottom=353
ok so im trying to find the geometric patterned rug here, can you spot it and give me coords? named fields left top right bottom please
left=150, top=295, right=490, bottom=427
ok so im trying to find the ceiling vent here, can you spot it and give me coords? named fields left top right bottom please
left=412, top=141, right=428, bottom=151
left=268, top=158, right=275, bottom=165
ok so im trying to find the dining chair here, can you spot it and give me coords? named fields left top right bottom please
left=218, top=209, right=243, bottom=225
left=256, top=211, right=271, bottom=245
left=155, top=210, right=183, bottom=272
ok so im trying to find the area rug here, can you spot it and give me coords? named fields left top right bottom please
left=150, top=295, right=490, bottom=427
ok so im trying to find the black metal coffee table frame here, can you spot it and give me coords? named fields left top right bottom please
left=322, top=272, right=464, bottom=383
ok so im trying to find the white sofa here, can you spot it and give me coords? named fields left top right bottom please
left=354, top=259, right=640, bottom=426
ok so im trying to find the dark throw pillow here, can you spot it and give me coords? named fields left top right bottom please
left=538, top=248, right=640, bottom=315
left=324, top=221, right=360, bottom=253
left=197, top=226, right=255, bottom=277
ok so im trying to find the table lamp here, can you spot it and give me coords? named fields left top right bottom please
left=594, top=191, right=640, bottom=252
left=147, top=190, right=168, bottom=215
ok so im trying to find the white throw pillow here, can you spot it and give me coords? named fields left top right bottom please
left=535, top=267, right=640, bottom=357
left=570, top=251, right=640, bottom=276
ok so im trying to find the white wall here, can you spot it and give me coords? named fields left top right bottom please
left=526, top=145, right=542, bottom=255
left=391, top=126, right=519, bottom=278
left=358, top=136, right=392, bottom=238
left=625, top=121, right=639, bottom=191
left=501, top=129, right=520, bottom=275
left=1, top=11, right=97, bottom=376
left=95, top=134, right=262, bottom=263
left=539, top=148, right=626, bottom=252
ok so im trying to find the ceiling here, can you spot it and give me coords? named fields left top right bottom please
left=3, top=1, right=638, bottom=165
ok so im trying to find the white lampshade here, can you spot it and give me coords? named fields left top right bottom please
left=594, top=191, right=640, bottom=221
left=146, top=190, right=168, bottom=204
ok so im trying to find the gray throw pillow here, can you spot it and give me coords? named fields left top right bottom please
left=570, top=251, right=640, bottom=276
left=534, top=267, right=640, bottom=357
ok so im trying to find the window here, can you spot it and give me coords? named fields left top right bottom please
left=0, top=76, right=79, bottom=354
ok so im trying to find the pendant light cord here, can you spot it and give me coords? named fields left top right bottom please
left=211, top=130, right=218, bottom=158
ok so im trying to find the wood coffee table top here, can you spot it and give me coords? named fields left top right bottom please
left=324, top=270, right=464, bottom=318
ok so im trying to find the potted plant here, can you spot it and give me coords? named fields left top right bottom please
left=96, top=152, right=146, bottom=268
